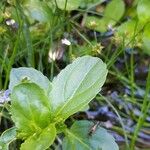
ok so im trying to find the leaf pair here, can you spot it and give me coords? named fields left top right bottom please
left=9, top=56, right=108, bottom=149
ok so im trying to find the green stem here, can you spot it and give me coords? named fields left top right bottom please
left=4, top=32, right=20, bottom=89
left=50, top=60, right=54, bottom=81
left=130, top=66, right=150, bottom=149
left=97, top=94, right=129, bottom=149
left=72, top=25, right=93, bottom=46
left=16, top=1, right=35, bottom=67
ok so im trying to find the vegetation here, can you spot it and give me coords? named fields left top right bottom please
left=0, top=0, right=150, bottom=149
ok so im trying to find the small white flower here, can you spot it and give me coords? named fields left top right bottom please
left=108, top=24, right=113, bottom=30
left=48, top=50, right=58, bottom=62
left=104, top=120, right=113, bottom=128
left=6, top=19, right=15, bottom=26
left=61, top=38, right=71, bottom=46
left=108, top=24, right=116, bottom=32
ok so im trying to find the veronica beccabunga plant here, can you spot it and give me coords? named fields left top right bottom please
left=0, top=56, right=119, bottom=150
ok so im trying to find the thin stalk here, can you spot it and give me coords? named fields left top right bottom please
left=130, top=50, right=134, bottom=103
left=49, top=29, right=54, bottom=80
left=122, top=36, right=130, bottom=77
left=0, top=45, right=9, bottom=89
left=54, top=0, right=58, bottom=8
left=64, top=0, right=68, bottom=11
left=72, top=26, right=93, bottom=46
left=105, top=40, right=113, bottom=59
left=15, top=1, right=35, bottom=67
left=131, top=66, right=150, bottom=149
left=109, top=69, right=139, bottom=90
left=107, top=44, right=124, bottom=69
left=130, top=20, right=138, bottom=103
left=4, top=31, right=20, bottom=89
left=50, top=60, right=54, bottom=81
left=97, top=94, right=129, bottom=149
left=94, top=31, right=97, bottom=43
left=0, top=77, right=2, bottom=89
left=23, top=22, right=35, bottom=67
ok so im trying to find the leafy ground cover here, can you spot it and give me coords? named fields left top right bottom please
left=0, top=0, right=150, bottom=149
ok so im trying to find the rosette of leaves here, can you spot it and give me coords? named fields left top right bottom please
left=0, top=56, right=118, bottom=150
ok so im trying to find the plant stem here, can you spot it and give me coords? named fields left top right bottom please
left=4, top=31, right=20, bottom=89
left=97, top=94, right=129, bottom=149
left=130, top=66, right=150, bottom=149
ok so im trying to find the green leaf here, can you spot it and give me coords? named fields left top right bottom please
left=50, top=56, right=108, bottom=119
left=23, top=0, right=52, bottom=22
left=56, top=0, right=82, bottom=10
left=80, top=0, right=105, bottom=9
left=20, top=124, right=56, bottom=150
left=85, top=16, right=108, bottom=32
left=142, top=23, right=150, bottom=55
left=11, top=83, right=51, bottom=139
left=85, top=0, right=125, bottom=32
left=103, top=0, right=125, bottom=25
left=9, top=67, right=51, bottom=95
left=115, top=20, right=142, bottom=46
left=137, top=0, right=150, bottom=23
left=0, top=127, right=16, bottom=150
left=0, top=142, right=7, bottom=150
left=0, top=127, right=16, bottom=144
left=62, top=120, right=119, bottom=150
left=116, top=20, right=137, bottom=37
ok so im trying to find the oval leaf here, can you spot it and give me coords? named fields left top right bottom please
left=9, top=67, right=51, bottom=95
left=21, top=124, right=56, bottom=150
left=80, top=0, right=105, bottom=9
left=103, top=0, right=125, bottom=25
left=85, top=17, right=108, bottom=32
left=137, top=0, right=150, bottom=23
left=50, top=56, right=108, bottom=119
left=62, top=121, right=119, bottom=150
left=24, top=0, right=52, bottom=22
left=11, top=83, right=51, bottom=138
left=0, top=142, right=7, bottom=150
left=85, top=0, right=125, bottom=32
left=115, top=20, right=142, bottom=46
left=56, top=0, right=81, bottom=10
left=142, top=23, right=150, bottom=55
left=0, top=127, right=16, bottom=150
